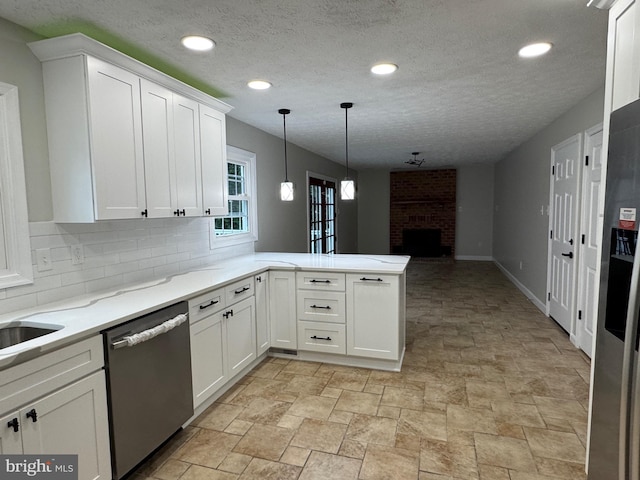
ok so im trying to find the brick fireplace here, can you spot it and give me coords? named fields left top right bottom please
left=390, top=169, right=456, bottom=257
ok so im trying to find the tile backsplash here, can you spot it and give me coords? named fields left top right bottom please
left=0, top=218, right=254, bottom=315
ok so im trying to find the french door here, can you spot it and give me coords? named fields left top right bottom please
left=309, top=176, right=336, bottom=254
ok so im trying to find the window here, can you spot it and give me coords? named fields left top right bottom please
left=0, top=82, right=33, bottom=288
left=211, top=146, right=257, bottom=247
left=308, top=175, right=337, bottom=254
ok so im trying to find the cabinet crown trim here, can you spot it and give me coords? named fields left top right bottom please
left=28, top=33, right=233, bottom=114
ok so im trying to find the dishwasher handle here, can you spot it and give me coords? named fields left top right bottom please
left=111, top=313, right=188, bottom=349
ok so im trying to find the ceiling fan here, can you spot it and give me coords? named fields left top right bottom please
left=405, top=152, right=425, bottom=167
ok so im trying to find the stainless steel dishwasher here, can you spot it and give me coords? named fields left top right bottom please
left=103, top=301, right=193, bottom=480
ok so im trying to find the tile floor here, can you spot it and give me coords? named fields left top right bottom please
left=130, top=260, right=590, bottom=479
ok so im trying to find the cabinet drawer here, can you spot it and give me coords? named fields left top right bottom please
left=225, top=277, right=255, bottom=305
left=296, top=271, right=345, bottom=291
left=189, top=287, right=226, bottom=323
left=0, top=335, right=104, bottom=416
left=297, top=291, right=345, bottom=323
left=297, top=321, right=346, bottom=354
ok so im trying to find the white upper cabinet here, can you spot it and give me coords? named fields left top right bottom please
left=200, top=104, right=229, bottom=216
left=605, top=0, right=640, bottom=111
left=29, top=33, right=231, bottom=222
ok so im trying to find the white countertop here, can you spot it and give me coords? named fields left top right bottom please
left=0, top=253, right=409, bottom=369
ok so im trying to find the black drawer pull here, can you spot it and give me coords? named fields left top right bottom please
left=26, top=409, right=37, bottom=423
left=561, top=252, right=573, bottom=259
left=234, top=286, right=250, bottom=294
left=7, top=418, right=19, bottom=432
left=310, top=279, right=331, bottom=284
left=311, top=335, right=332, bottom=341
left=310, top=305, right=331, bottom=310
left=223, top=309, right=234, bottom=319
left=360, top=277, right=383, bottom=282
left=199, top=299, right=219, bottom=310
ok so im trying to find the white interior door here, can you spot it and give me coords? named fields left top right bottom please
left=576, top=125, right=603, bottom=357
left=548, top=134, right=582, bottom=334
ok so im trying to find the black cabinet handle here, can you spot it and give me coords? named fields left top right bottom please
left=561, top=252, right=574, bottom=259
left=26, top=409, right=37, bottom=423
left=7, top=418, right=19, bottom=432
left=310, top=279, right=331, bottom=284
left=310, top=335, right=332, bottom=341
left=141, top=209, right=148, bottom=217
left=223, top=309, right=234, bottom=319
left=205, top=208, right=211, bottom=215
left=256, top=276, right=262, bottom=283
left=234, top=286, right=250, bottom=294
left=199, top=299, right=219, bottom=310
left=173, top=209, right=186, bottom=216
left=360, top=277, right=383, bottom=282
left=310, top=305, right=331, bottom=310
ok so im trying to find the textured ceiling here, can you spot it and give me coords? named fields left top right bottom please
left=0, top=0, right=608, bottom=170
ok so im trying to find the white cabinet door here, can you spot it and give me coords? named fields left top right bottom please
left=173, top=94, right=203, bottom=217
left=0, top=410, right=22, bottom=454
left=225, top=297, right=257, bottom=377
left=200, top=104, right=228, bottom=216
left=346, top=274, right=400, bottom=360
left=140, top=79, right=176, bottom=218
left=255, top=273, right=270, bottom=355
left=86, top=57, right=146, bottom=220
left=190, top=312, right=227, bottom=408
left=20, top=371, right=111, bottom=480
left=269, top=271, right=297, bottom=350
left=607, top=0, right=640, bottom=111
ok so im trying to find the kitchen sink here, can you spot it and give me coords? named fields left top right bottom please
left=0, top=323, right=62, bottom=349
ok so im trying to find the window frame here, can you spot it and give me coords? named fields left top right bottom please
left=210, top=146, right=258, bottom=249
left=0, top=82, right=33, bottom=289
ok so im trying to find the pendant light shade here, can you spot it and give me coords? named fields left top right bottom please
left=279, top=108, right=294, bottom=201
left=340, top=102, right=355, bottom=200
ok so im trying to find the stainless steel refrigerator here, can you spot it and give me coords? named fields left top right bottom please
left=589, top=97, right=640, bottom=479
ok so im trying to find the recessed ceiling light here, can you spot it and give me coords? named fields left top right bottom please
left=181, top=35, right=215, bottom=51
left=371, top=63, right=398, bottom=75
left=247, top=80, right=272, bottom=90
left=518, top=42, right=552, bottom=58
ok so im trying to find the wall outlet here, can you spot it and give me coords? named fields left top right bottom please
left=36, top=248, right=52, bottom=272
left=71, top=244, right=84, bottom=265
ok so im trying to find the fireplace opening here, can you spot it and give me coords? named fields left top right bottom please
left=402, top=228, right=444, bottom=257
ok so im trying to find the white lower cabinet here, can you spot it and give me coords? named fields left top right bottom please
left=190, top=311, right=227, bottom=409
left=255, top=273, right=270, bottom=355
left=225, top=297, right=257, bottom=377
left=297, top=321, right=346, bottom=354
left=346, top=274, right=402, bottom=360
left=0, top=371, right=111, bottom=480
left=189, top=279, right=257, bottom=408
left=269, top=270, right=297, bottom=350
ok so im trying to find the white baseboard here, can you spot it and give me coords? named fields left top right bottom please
left=493, top=260, right=546, bottom=313
left=455, top=255, right=494, bottom=261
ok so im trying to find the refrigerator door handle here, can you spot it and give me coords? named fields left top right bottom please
left=619, top=245, right=640, bottom=480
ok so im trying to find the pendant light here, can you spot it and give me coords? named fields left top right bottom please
left=279, top=108, right=294, bottom=201
left=340, top=102, right=355, bottom=200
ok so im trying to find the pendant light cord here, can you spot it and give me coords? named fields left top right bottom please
left=279, top=108, right=291, bottom=182
left=340, top=102, right=353, bottom=179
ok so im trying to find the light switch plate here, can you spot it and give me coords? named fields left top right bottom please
left=36, top=248, right=52, bottom=271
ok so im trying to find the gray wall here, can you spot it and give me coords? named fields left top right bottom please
left=493, top=86, right=605, bottom=303
left=0, top=18, right=50, bottom=221
left=456, top=165, right=494, bottom=259
left=226, top=117, right=358, bottom=253
left=357, top=165, right=495, bottom=257
left=357, top=169, right=390, bottom=254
